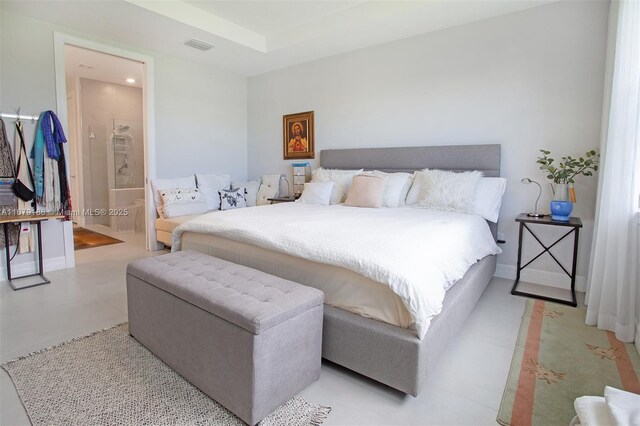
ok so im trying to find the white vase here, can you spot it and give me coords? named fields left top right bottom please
left=551, top=183, right=570, bottom=201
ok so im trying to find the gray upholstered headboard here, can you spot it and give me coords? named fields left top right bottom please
left=320, top=144, right=501, bottom=177
left=320, top=144, right=501, bottom=238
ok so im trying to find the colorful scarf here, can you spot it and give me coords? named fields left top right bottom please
left=41, top=110, right=66, bottom=160
left=32, top=113, right=46, bottom=200
left=32, top=111, right=71, bottom=217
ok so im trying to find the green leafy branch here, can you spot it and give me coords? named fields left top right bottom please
left=536, top=149, right=600, bottom=184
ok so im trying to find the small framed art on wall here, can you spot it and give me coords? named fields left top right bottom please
left=283, top=111, right=314, bottom=160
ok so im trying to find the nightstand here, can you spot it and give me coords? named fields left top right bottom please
left=268, top=195, right=298, bottom=204
left=511, top=213, right=582, bottom=307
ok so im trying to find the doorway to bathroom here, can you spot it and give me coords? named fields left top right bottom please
left=64, top=45, right=147, bottom=254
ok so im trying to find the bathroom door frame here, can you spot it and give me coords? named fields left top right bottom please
left=53, top=33, right=159, bottom=268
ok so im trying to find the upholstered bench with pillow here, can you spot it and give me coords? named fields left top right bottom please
left=126, top=250, right=324, bottom=425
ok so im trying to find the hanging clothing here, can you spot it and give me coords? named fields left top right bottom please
left=18, top=221, right=35, bottom=254
left=57, top=137, right=72, bottom=219
left=14, top=121, right=33, bottom=213
left=0, top=118, right=19, bottom=249
left=43, top=157, right=59, bottom=213
left=32, top=110, right=71, bottom=218
left=14, top=121, right=35, bottom=253
left=41, top=110, right=66, bottom=160
left=32, top=113, right=45, bottom=201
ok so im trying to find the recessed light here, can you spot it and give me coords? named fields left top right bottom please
left=126, top=78, right=136, bottom=84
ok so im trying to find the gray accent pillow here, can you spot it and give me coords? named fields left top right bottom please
left=220, top=187, right=247, bottom=210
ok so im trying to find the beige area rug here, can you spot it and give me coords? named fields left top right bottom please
left=2, top=324, right=330, bottom=426
left=498, top=300, right=640, bottom=426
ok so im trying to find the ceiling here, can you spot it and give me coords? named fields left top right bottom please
left=185, top=1, right=364, bottom=36
left=65, top=45, right=144, bottom=88
left=2, top=0, right=555, bottom=76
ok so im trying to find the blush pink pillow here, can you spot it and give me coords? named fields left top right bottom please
left=344, top=174, right=386, bottom=208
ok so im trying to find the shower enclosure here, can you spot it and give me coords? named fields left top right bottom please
left=107, top=119, right=145, bottom=232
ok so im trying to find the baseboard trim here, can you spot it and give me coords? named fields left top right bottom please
left=495, top=263, right=586, bottom=292
left=0, top=255, right=67, bottom=278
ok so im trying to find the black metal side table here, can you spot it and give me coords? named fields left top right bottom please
left=1, top=213, right=64, bottom=290
left=267, top=196, right=298, bottom=204
left=511, top=213, right=582, bottom=307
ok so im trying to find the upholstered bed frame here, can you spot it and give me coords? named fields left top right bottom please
left=319, top=144, right=501, bottom=396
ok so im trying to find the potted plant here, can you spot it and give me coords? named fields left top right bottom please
left=536, top=149, right=599, bottom=221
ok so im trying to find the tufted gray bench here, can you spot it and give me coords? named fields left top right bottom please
left=126, top=250, right=324, bottom=425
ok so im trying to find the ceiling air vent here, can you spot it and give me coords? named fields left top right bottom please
left=184, top=39, right=215, bottom=51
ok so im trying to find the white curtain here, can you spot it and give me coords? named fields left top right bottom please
left=585, top=0, right=640, bottom=342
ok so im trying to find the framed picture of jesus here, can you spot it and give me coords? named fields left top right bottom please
left=283, top=111, right=314, bottom=160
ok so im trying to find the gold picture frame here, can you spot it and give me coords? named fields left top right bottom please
left=283, top=111, right=314, bottom=160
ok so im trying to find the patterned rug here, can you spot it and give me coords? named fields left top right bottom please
left=2, top=324, right=330, bottom=426
left=498, top=300, right=640, bottom=426
left=73, top=227, right=123, bottom=250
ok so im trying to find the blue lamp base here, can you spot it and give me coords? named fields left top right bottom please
left=550, top=201, right=573, bottom=222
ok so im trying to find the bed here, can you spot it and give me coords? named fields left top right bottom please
left=155, top=214, right=202, bottom=246
left=174, top=144, right=501, bottom=396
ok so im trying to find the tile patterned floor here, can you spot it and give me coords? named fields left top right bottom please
left=0, top=234, right=533, bottom=425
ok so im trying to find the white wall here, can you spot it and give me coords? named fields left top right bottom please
left=0, top=10, right=248, bottom=270
left=247, top=1, right=610, bottom=285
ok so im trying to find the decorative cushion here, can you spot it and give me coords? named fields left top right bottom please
left=405, top=171, right=423, bottom=205
left=256, top=175, right=282, bottom=206
left=196, top=173, right=231, bottom=211
left=261, top=174, right=281, bottom=189
left=414, top=169, right=483, bottom=213
left=151, top=175, right=197, bottom=217
left=311, top=168, right=363, bottom=205
left=158, top=188, right=208, bottom=219
left=220, top=187, right=247, bottom=210
left=399, top=172, right=415, bottom=206
left=256, top=184, right=278, bottom=205
left=363, top=171, right=412, bottom=208
left=232, top=180, right=260, bottom=207
left=345, top=175, right=386, bottom=208
left=473, top=177, right=507, bottom=222
left=296, top=182, right=334, bottom=205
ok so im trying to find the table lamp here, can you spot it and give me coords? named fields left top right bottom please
left=279, top=174, right=291, bottom=197
left=521, top=178, right=545, bottom=217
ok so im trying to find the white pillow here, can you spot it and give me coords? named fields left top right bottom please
left=296, top=182, right=334, bottom=205
left=364, top=171, right=411, bottom=208
left=233, top=180, right=260, bottom=207
left=405, top=171, right=423, bottom=205
left=473, top=177, right=506, bottom=223
left=150, top=175, right=196, bottom=217
left=256, top=174, right=282, bottom=206
left=256, top=183, right=278, bottom=205
left=220, top=187, right=247, bottom=210
left=196, top=173, right=231, bottom=211
left=311, top=168, right=363, bottom=205
left=158, top=188, right=208, bottom=219
left=399, top=173, right=415, bottom=206
left=415, top=169, right=482, bottom=213
left=345, top=175, right=386, bottom=208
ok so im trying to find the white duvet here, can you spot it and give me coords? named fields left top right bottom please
left=173, top=203, right=501, bottom=338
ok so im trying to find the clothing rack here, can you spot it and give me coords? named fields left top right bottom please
left=0, top=112, right=39, bottom=123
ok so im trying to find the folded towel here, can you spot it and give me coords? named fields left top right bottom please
left=605, top=386, right=640, bottom=426
left=574, top=396, right=615, bottom=426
